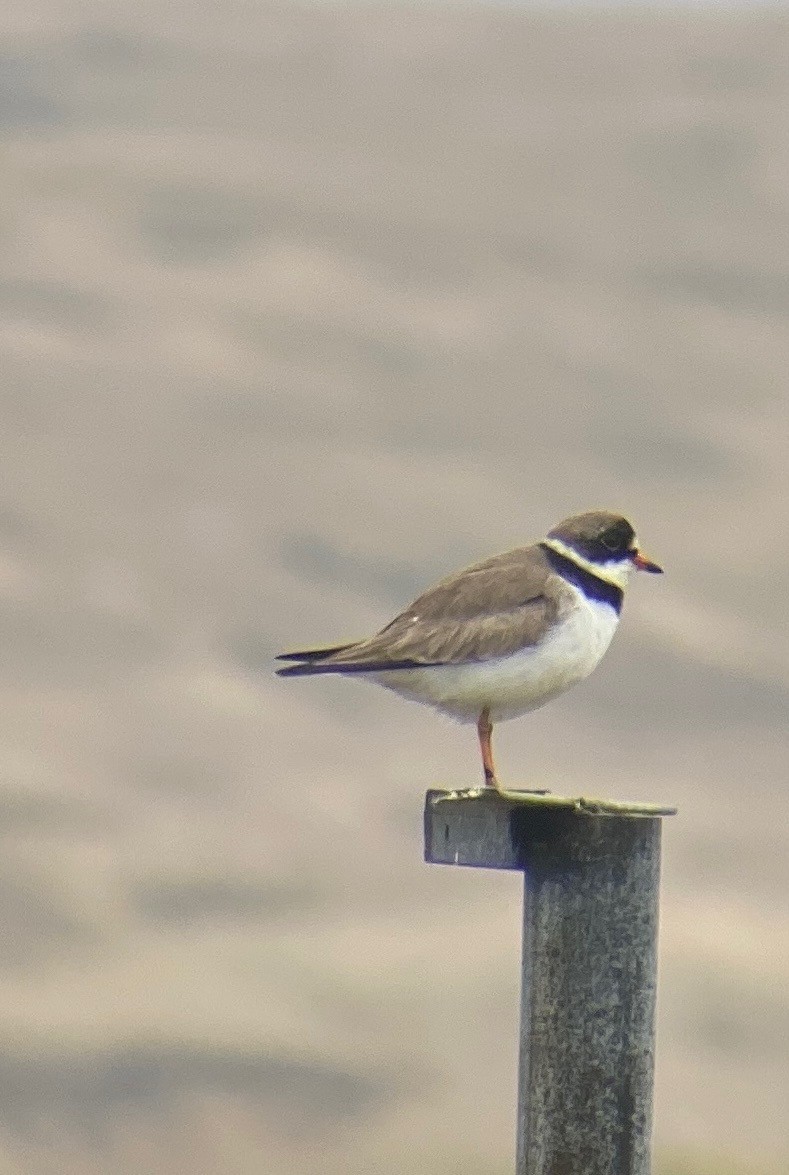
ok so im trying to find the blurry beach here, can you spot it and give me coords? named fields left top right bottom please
left=0, top=2, right=787, bottom=1172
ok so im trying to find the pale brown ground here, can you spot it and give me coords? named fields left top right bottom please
left=0, top=2, right=787, bottom=1173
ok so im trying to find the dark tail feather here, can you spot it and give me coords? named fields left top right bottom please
left=275, top=643, right=356, bottom=677
left=275, top=644, right=352, bottom=663
left=277, top=655, right=436, bottom=676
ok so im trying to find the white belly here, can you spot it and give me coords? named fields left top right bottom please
left=371, top=597, right=620, bottom=723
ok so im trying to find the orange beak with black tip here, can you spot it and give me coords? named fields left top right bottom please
left=632, top=550, right=663, bottom=574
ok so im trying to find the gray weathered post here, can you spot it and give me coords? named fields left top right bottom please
left=424, top=789, right=674, bottom=1175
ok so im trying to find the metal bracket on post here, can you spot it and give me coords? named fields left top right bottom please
left=424, top=788, right=675, bottom=1175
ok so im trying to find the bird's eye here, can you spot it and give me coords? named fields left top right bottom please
left=599, top=523, right=629, bottom=553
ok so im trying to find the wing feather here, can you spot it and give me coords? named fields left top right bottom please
left=277, top=545, right=564, bottom=674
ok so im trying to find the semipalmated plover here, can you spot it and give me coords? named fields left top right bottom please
left=277, top=511, right=662, bottom=789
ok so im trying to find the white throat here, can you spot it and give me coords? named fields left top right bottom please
left=543, top=536, right=634, bottom=591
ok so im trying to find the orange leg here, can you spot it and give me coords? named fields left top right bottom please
left=477, top=708, right=498, bottom=788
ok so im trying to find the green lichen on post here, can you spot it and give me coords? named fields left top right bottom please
left=430, top=787, right=676, bottom=818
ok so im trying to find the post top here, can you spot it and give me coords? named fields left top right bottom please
left=424, top=788, right=676, bottom=870
left=429, top=788, right=677, bottom=818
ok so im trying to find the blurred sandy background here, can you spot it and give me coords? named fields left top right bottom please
left=0, top=1, right=787, bottom=1172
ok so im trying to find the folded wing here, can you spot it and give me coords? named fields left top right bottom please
left=276, top=545, right=560, bottom=675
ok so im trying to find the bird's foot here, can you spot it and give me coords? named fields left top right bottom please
left=484, top=769, right=550, bottom=799
left=488, top=778, right=551, bottom=800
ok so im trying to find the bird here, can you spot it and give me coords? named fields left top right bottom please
left=276, top=511, right=662, bottom=791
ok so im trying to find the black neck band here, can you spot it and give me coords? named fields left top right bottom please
left=539, top=544, right=624, bottom=614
